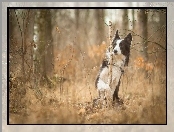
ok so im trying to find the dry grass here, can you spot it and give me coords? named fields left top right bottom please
left=9, top=43, right=166, bottom=124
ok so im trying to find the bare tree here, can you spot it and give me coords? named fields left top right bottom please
left=9, top=9, right=15, bottom=49
left=132, top=9, right=135, bottom=30
left=138, top=9, right=148, bottom=62
left=75, top=9, right=80, bottom=48
left=75, top=9, right=80, bottom=30
left=159, top=10, right=166, bottom=28
left=95, top=9, right=105, bottom=44
left=45, top=10, right=54, bottom=78
left=9, top=9, right=16, bottom=70
left=34, top=9, right=53, bottom=87
left=122, top=9, right=129, bottom=35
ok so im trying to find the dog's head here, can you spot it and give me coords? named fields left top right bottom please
left=112, top=30, right=132, bottom=57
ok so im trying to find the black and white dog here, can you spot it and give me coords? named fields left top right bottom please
left=95, top=30, right=132, bottom=107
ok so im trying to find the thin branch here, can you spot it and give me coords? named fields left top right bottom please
left=126, top=29, right=166, bottom=51
left=108, top=21, right=113, bottom=88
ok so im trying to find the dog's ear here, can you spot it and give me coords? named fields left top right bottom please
left=124, top=33, right=132, bottom=44
left=112, top=30, right=120, bottom=46
left=115, top=30, right=120, bottom=40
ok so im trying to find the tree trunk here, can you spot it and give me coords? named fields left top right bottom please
left=75, top=9, right=79, bottom=30
left=38, top=10, right=47, bottom=82
left=45, top=10, right=54, bottom=78
left=24, top=10, right=35, bottom=81
left=75, top=9, right=80, bottom=47
left=122, top=9, right=129, bottom=35
left=138, top=9, right=148, bottom=62
left=9, top=9, right=15, bottom=50
left=35, top=9, right=53, bottom=87
left=9, top=9, right=16, bottom=73
left=159, top=10, right=166, bottom=28
left=132, top=9, right=135, bottom=30
left=95, top=9, right=105, bottom=45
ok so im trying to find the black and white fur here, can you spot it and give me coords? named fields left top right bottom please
left=95, top=30, right=132, bottom=106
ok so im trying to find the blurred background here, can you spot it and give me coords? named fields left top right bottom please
left=9, top=4, right=166, bottom=124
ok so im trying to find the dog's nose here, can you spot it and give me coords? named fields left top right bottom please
left=114, top=50, right=117, bottom=54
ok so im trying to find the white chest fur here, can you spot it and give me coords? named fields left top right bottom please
left=97, top=54, right=126, bottom=91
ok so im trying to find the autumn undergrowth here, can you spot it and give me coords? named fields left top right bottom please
left=9, top=43, right=166, bottom=124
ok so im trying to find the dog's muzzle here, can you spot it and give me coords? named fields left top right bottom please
left=114, top=50, right=117, bottom=54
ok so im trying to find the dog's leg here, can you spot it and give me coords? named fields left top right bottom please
left=113, top=79, right=124, bottom=106
left=113, top=79, right=121, bottom=102
left=94, top=90, right=107, bottom=108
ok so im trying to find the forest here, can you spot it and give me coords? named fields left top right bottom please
left=9, top=7, right=166, bottom=124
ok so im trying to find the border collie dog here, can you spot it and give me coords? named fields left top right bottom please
left=95, top=30, right=132, bottom=107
